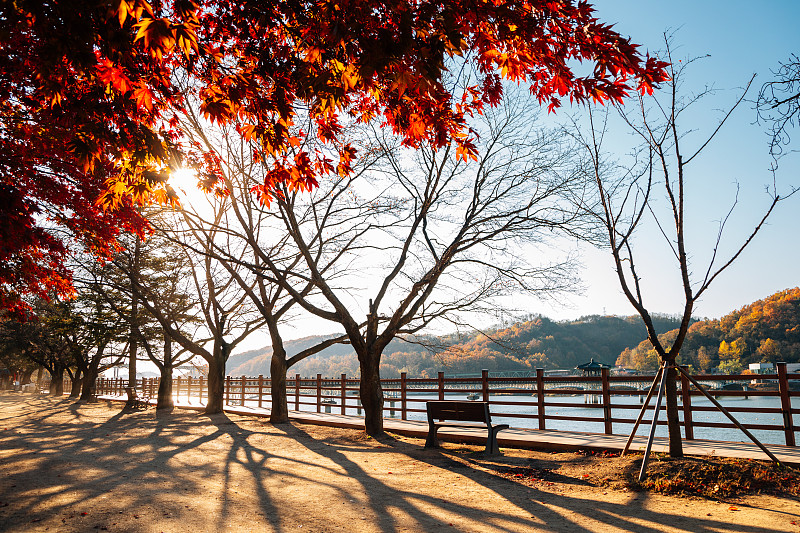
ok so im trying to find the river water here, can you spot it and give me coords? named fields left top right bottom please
left=327, top=392, right=796, bottom=446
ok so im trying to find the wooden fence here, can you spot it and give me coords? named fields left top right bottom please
left=93, top=363, right=799, bottom=446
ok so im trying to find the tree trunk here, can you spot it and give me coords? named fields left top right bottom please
left=205, top=355, right=226, bottom=414
left=19, top=369, right=34, bottom=385
left=50, top=369, right=64, bottom=396
left=665, top=361, right=684, bottom=457
left=69, top=370, right=83, bottom=398
left=359, top=349, right=384, bottom=437
left=80, top=367, right=99, bottom=401
left=126, top=333, right=138, bottom=408
left=270, top=350, right=289, bottom=423
left=36, top=366, right=44, bottom=389
left=80, top=358, right=100, bottom=401
left=157, top=335, right=175, bottom=410
left=157, top=365, right=174, bottom=410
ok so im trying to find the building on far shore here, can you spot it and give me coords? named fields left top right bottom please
left=748, top=362, right=774, bottom=375
left=748, top=362, right=800, bottom=384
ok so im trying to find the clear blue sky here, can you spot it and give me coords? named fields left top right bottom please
left=533, top=0, right=800, bottom=323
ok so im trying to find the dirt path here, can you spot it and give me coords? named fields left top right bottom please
left=0, top=392, right=798, bottom=532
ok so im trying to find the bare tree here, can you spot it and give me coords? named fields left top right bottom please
left=257, top=91, right=586, bottom=436
left=571, top=41, right=797, bottom=458
left=133, top=207, right=264, bottom=414
left=757, top=53, right=800, bottom=163
left=167, top=108, right=358, bottom=423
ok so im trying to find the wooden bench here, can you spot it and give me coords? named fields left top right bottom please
left=425, top=401, right=509, bottom=455
left=125, top=387, right=152, bottom=409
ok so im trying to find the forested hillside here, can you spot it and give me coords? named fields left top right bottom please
left=229, top=314, right=684, bottom=377
left=616, top=288, right=800, bottom=373
left=231, top=289, right=800, bottom=378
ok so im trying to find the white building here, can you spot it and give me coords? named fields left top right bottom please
left=748, top=362, right=774, bottom=374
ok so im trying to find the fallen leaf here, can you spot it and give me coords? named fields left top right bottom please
left=729, top=506, right=739, bottom=511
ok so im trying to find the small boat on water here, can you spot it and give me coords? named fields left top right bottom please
left=466, top=392, right=480, bottom=400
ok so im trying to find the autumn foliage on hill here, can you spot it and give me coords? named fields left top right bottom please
left=0, top=0, right=668, bottom=313
left=616, top=288, right=800, bottom=373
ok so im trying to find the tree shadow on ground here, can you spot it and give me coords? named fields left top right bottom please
left=277, top=424, right=797, bottom=533
left=1, top=393, right=797, bottom=533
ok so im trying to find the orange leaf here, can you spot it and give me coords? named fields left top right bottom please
left=133, top=85, right=154, bottom=111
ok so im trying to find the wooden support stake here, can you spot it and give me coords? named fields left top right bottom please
left=622, top=364, right=664, bottom=457
left=638, top=361, right=669, bottom=482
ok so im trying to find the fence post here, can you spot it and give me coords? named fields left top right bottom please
left=601, top=367, right=612, bottom=435
left=316, top=374, right=322, bottom=413
left=291, top=373, right=298, bottom=411
left=258, top=375, right=264, bottom=409
left=400, top=372, right=407, bottom=420
left=340, top=373, right=347, bottom=415
left=481, top=369, right=490, bottom=402
left=199, top=376, right=205, bottom=404
left=777, top=362, right=796, bottom=446
left=536, top=368, right=546, bottom=430
left=151, top=378, right=156, bottom=399
left=240, top=376, right=246, bottom=407
left=225, top=376, right=231, bottom=406
left=680, top=366, right=694, bottom=440
left=438, top=371, right=445, bottom=401
left=176, top=376, right=182, bottom=403
left=187, top=376, right=193, bottom=403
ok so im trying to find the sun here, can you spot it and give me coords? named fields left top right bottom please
left=170, top=167, right=197, bottom=190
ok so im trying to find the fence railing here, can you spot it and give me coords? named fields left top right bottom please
left=92, top=363, right=799, bottom=446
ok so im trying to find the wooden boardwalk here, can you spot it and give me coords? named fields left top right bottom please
left=101, top=395, right=800, bottom=466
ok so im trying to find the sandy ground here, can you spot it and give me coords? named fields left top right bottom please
left=0, top=392, right=798, bottom=533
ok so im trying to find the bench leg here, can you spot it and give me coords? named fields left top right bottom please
left=425, top=426, right=439, bottom=448
left=485, top=425, right=509, bottom=455
left=485, top=429, right=498, bottom=455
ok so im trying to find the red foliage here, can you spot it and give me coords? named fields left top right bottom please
left=0, top=0, right=668, bottom=312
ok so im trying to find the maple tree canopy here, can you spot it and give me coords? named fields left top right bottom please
left=0, top=0, right=668, bottom=313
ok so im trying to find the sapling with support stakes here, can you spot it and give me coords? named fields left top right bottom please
left=569, top=36, right=797, bottom=475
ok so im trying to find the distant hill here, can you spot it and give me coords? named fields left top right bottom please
left=228, top=313, right=685, bottom=378
left=616, top=288, right=800, bottom=373
left=229, top=334, right=357, bottom=376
